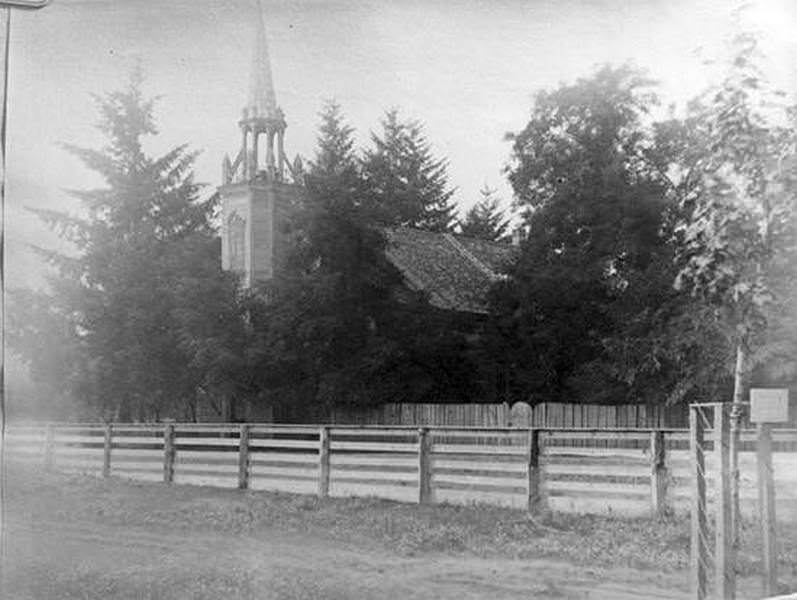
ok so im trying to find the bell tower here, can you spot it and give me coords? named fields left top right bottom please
left=219, top=1, right=303, bottom=288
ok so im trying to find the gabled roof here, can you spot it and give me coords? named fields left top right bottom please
left=383, top=227, right=517, bottom=314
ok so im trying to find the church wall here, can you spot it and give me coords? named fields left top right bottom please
left=271, top=182, right=302, bottom=274
left=249, top=185, right=275, bottom=282
left=220, top=186, right=254, bottom=287
left=220, top=181, right=303, bottom=287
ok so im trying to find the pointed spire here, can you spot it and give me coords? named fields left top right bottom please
left=247, top=0, right=278, bottom=119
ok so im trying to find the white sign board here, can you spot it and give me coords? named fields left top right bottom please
left=750, top=388, right=789, bottom=423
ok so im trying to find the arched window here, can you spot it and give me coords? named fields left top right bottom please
left=228, top=212, right=246, bottom=273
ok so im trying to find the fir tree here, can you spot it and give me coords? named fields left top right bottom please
left=310, top=99, right=358, bottom=178
left=246, top=102, right=486, bottom=410
left=12, top=74, right=244, bottom=421
left=361, top=109, right=457, bottom=232
left=245, top=101, right=402, bottom=408
left=458, top=184, right=510, bottom=241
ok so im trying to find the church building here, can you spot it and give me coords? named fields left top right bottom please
left=217, top=7, right=304, bottom=289
left=219, top=7, right=514, bottom=316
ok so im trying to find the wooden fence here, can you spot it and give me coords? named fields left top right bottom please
left=4, top=424, right=797, bottom=522
left=310, top=400, right=797, bottom=428
left=275, top=402, right=693, bottom=428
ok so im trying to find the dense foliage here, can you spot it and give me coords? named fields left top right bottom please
left=671, top=34, right=797, bottom=408
left=12, top=34, right=797, bottom=421
left=361, top=109, right=458, bottom=232
left=241, top=102, right=486, bottom=415
left=493, top=45, right=796, bottom=407
left=10, top=76, right=245, bottom=421
left=492, top=66, right=681, bottom=404
left=458, top=185, right=511, bottom=242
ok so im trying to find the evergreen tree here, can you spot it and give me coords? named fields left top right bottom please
left=12, top=75, right=244, bottom=421
left=361, top=109, right=457, bottom=232
left=246, top=102, right=486, bottom=411
left=311, top=99, right=358, bottom=179
left=458, top=185, right=510, bottom=241
left=245, top=102, right=403, bottom=409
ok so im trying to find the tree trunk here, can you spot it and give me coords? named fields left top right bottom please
left=729, top=337, right=748, bottom=553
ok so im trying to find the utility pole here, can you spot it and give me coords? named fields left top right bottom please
left=0, top=0, right=52, bottom=588
left=0, top=0, right=52, bottom=434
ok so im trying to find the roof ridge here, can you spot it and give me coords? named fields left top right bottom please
left=442, top=233, right=499, bottom=281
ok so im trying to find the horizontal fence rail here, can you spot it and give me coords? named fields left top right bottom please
left=4, top=424, right=797, bottom=521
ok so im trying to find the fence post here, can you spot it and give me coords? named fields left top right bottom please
left=43, top=423, right=54, bottom=470
left=318, top=426, right=330, bottom=498
left=650, top=430, right=667, bottom=516
left=689, top=406, right=708, bottom=600
left=417, top=427, right=431, bottom=505
left=527, top=428, right=546, bottom=512
left=102, top=423, right=113, bottom=478
left=163, top=424, right=175, bottom=484
left=757, top=422, right=777, bottom=597
left=238, top=424, right=250, bottom=490
left=715, top=404, right=735, bottom=600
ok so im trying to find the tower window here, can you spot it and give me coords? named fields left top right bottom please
left=228, top=212, right=246, bottom=273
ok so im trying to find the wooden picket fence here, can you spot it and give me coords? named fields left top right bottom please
left=4, top=424, right=797, bottom=521
left=272, top=402, right=693, bottom=428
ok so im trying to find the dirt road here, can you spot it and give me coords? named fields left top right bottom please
left=4, top=466, right=789, bottom=599
left=3, top=516, right=688, bottom=599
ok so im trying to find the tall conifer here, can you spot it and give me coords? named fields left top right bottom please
left=13, top=75, right=244, bottom=420
left=361, top=109, right=457, bottom=232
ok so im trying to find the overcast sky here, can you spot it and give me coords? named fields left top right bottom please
left=5, top=0, right=796, bottom=289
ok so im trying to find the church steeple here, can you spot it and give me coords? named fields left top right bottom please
left=219, top=0, right=304, bottom=289
left=222, top=0, right=289, bottom=184
left=247, top=4, right=278, bottom=120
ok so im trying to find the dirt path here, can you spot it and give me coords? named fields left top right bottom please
left=5, top=467, right=787, bottom=599
left=3, top=516, right=689, bottom=599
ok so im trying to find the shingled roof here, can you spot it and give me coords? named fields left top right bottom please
left=383, top=227, right=517, bottom=314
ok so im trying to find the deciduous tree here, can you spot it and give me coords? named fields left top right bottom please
left=671, top=33, right=797, bottom=528
left=493, top=65, right=679, bottom=404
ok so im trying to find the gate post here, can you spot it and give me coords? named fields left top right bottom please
left=527, top=429, right=546, bottom=512
left=318, top=426, right=330, bottom=498
left=650, top=430, right=667, bottom=516
left=102, top=423, right=113, bottom=478
left=715, top=404, right=735, bottom=600
left=417, top=428, right=431, bottom=505
left=689, top=405, right=708, bottom=600
left=757, top=423, right=777, bottom=597
left=163, top=424, right=175, bottom=484
left=43, top=423, right=54, bottom=470
left=238, top=424, right=250, bottom=490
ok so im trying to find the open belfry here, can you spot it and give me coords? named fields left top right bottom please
left=219, top=3, right=515, bottom=310
left=219, top=2, right=303, bottom=288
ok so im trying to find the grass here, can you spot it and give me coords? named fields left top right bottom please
left=7, top=464, right=796, bottom=581
left=17, top=565, right=261, bottom=600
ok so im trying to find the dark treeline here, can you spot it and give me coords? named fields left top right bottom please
left=9, top=35, right=797, bottom=422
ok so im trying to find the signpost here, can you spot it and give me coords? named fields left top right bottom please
left=750, top=388, right=789, bottom=597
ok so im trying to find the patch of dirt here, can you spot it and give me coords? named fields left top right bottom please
left=1, top=465, right=793, bottom=599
